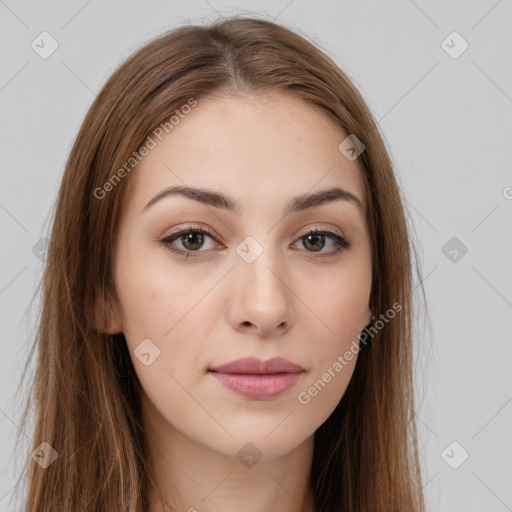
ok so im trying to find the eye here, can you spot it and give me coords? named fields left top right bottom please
left=158, top=226, right=219, bottom=259
left=292, top=228, right=351, bottom=258
left=158, top=226, right=351, bottom=259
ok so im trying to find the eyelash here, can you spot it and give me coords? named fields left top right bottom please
left=157, top=225, right=351, bottom=260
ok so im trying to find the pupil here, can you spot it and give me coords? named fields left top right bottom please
left=305, top=234, right=324, bottom=251
left=183, top=232, right=203, bottom=250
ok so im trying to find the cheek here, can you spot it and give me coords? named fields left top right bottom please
left=296, top=355, right=356, bottom=427
left=304, top=268, right=371, bottom=341
left=114, top=251, right=224, bottom=388
left=294, top=267, right=370, bottom=409
left=296, top=236, right=372, bottom=337
left=296, top=313, right=362, bottom=427
left=114, top=243, right=213, bottom=340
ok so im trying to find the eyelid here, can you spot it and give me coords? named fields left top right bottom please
left=297, top=224, right=345, bottom=239
left=164, top=223, right=219, bottom=240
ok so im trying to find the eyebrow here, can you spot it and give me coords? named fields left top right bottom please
left=143, top=184, right=364, bottom=216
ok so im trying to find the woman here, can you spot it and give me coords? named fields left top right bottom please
left=16, top=15, right=427, bottom=512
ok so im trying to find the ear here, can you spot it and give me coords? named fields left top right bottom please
left=94, top=289, right=123, bottom=335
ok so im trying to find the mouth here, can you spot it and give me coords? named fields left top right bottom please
left=208, top=357, right=305, bottom=399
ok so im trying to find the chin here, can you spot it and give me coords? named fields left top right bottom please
left=202, top=423, right=313, bottom=463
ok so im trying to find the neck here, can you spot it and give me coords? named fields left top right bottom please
left=142, top=395, right=316, bottom=512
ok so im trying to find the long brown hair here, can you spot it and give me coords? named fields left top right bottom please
left=14, top=14, right=428, bottom=512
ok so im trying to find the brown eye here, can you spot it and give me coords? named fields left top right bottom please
left=302, top=233, right=326, bottom=252
left=159, top=227, right=350, bottom=260
left=159, top=227, right=219, bottom=258
left=180, top=231, right=205, bottom=251
left=293, top=229, right=351, bottom=258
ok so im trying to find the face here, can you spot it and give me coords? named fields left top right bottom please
left=105, top=92, right=372, bottom=462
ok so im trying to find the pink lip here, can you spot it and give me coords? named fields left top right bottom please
left=208, top=357, right=305, bottom=399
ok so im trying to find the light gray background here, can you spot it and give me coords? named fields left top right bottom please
left=1, top=1, right=511, bottom=511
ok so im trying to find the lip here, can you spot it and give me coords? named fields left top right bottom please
left=208, top=357, right=305, bottom=400
left=209, top=356, right=304, bottom=374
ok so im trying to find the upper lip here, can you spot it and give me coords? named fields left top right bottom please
left=209, top=357, right=304, bottom=374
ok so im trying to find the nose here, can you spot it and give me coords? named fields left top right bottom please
left=226, top=240, right=293, bottom=337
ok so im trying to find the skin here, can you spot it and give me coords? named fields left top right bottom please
left=101, top=91, right=373, bottom=512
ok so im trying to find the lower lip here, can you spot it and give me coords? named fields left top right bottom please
left=208, top=371, right=303, bottom=399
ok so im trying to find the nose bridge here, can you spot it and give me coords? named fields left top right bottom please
left=230, top=232, right=293, bottom=332
left=236, top=233, right=287, bottom=296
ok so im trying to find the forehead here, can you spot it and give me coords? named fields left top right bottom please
left=125, top=92, right=367, bottom=216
